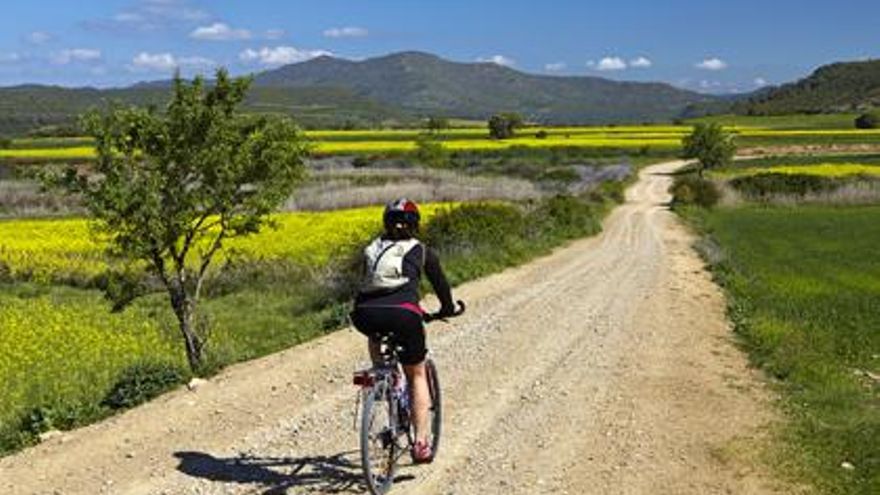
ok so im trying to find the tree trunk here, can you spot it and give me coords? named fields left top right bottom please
left=169, top=284, right=203, bottom=372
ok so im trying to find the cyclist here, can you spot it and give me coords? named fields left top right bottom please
left=351, top=198, right=457, bottom=463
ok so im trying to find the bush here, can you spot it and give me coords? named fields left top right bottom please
left=682, top=123, right=736, bottom=176
left=488, top=113, right=524, bottom=139
left=101, top=362, right=186, bottom=410
left=729, top=173, right=841, bottom=198
left=670, top=175, right=720, bottom=208
left=535, top=130, right=549, bottom=139
left=854, top=111, right=879, bottom=129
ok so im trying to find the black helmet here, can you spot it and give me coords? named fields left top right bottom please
left=383, top=198, right=421, bottom=232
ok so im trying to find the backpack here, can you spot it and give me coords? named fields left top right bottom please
left=361, top=237, right=423, bottom=293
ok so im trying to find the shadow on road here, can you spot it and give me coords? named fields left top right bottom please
left=173, top=450, right=366, bottom=494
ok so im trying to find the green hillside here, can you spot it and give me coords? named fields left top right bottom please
left=733, top=59, right=880, bottom=115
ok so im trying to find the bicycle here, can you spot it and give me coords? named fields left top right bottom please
left=352, top=301, right=465, bottom=495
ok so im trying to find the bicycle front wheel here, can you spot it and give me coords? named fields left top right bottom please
left=426, top=358, right=442, bottom=460
left=360, top=380, right=397, bottom=495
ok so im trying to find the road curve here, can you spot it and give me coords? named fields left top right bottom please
left=0, top=161, right=783, bottom=494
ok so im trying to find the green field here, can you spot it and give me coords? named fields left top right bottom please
left=687, top=206, right=880, bottom=495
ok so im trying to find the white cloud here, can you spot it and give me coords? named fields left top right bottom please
left=699, top=80, right=722, bottom=90
left=595, top=56, right=627, bottom=71
left=545, top=62, right=567, bottom=72
left=190, top=22, right=252, bottom=41
left=630, top=56, right=652, bottom=68
left=264, top=29, right=285, bottom=40
left=87, top=0, right=209, bottom=32
left=323, top=26, right=369, bottom=38
left=239, top=46, right=332, bottom=66
left=754, top=77, right=769, bottom=87
left=477, top=55, right=516, bottom=67
left=52, top=48, right=102, bottom=65
left=696, top=58, right=728, bottom=71
left=128, top=52, right=215, bottom=72
left=27, top=31, right=53, bottom=45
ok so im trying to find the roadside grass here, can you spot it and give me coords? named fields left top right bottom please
left=682, top=205, right=880, bottom=495
left=0, top=187, right=624, bottom=455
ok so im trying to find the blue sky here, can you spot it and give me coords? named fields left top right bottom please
left=0, top=0, right=878, bottom=93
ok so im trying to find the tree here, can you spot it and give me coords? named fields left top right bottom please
left=59, top=69, right=309, bottom=371
left=681, top=123, right=736, bottom=176
left=855, top=110, right=879, bottom=129
left=413, top=132, right=449, bottom=168
left=424, top=116, right=450, bottom=133
left=488, top=112, right=524, bottom=139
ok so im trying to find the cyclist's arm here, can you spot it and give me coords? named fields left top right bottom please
left=424, top=247, right=455, bottom=314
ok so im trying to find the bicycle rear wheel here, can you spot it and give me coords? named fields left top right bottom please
left=426, top=358, right=442, bottom=460
left=360, top=380, right=397, bottom=495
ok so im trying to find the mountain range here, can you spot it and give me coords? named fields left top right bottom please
left=0, top=52, right=877, bottom=136
left=0, top=51, right=715, bottom=135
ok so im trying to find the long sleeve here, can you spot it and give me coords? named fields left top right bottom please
left=424, top=247, right=454, bottom=312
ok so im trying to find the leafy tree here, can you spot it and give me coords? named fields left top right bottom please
left=424, top=116, right=450, bottom=133
left=413, top=132, right=449, bottom=168
left=488, top=112, right=524, bottom=139
left=58, top=69, right=309, bottom=371
left=855, top=110, right=879, bottom=129
left=681, top=123, right=736, bottom=177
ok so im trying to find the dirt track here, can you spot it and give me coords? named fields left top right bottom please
left=1, top=161, right=784, bottom=494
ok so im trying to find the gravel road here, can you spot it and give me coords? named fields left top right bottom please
left=0, top=161, right=784, bottom=494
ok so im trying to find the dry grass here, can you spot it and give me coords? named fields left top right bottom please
left=0, top=180, right=82, bottom=218
left=284, top=168, right=542, bottom=211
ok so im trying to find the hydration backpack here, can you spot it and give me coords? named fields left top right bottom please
left=361, top=237, right=423, bottom=293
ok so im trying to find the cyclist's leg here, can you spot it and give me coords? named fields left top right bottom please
left=393, top=310, right=430, bottom=446
left=403, top=361, right=430, bottom=443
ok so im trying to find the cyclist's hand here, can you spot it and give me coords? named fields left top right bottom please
left=427, top=300, right=465, bottom=322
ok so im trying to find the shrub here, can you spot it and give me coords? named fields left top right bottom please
left=101, top=362, right=186, bottom=411
left=854, top=111, right=879, bottom=129
left=535, top=130, right=549, bottom=139
left=670, top=175, right=720, bottom=208
left=729, top=173, right=841, bottom=198
left=528, top=195, right=601, bottom=240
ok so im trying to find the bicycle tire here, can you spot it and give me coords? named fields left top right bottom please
left=360, top=380, right=397, bottom=495
left=426, top=358, right=442, bottom=460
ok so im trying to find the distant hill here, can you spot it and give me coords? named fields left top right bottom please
left=253, top=51, right=716, bottom=124
left=0, top=84, right=406, bottom=136
left=733, top=59, right=880, bottom=115
left=0, top=51, right=721, bottom=135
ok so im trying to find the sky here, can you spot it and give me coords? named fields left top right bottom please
left=0, top=0, right=878, bottom=94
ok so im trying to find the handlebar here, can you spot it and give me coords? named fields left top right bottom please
left=423, top=300, right=466, bottom=323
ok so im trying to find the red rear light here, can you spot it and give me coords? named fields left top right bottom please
left=353, top=371, right=374, bottom=387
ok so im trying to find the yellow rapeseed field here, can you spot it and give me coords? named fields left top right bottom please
left=0, top=204, right=447, bottom=283
left=3, top=125, right=878, bottom=160
left=0, top=292, right=182, bottom=431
